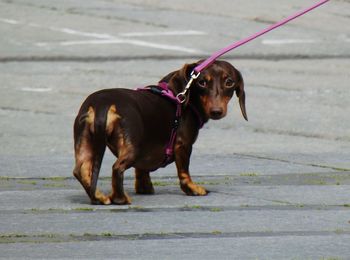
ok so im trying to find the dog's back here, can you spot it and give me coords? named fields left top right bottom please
left=75, top=88, right=176, bottom=151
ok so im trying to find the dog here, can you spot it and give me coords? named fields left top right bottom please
left=73, top=60, right=247, bottom=205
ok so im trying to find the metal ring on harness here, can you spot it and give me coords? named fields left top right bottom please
left=176, top=71, right=200, bottom=104
left=176, top=93, right=187, bottom=104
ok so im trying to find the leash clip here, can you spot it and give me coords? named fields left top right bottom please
left=176, top=71, right=200, bottom=104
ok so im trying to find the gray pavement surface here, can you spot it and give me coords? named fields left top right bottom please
left=0, top=0, right=350, bottom=259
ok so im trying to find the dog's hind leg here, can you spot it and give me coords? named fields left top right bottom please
left=73, top=143, right=111, bottom=205
left=73, top=107, right=111, bottom=205
left=110, top=143, right=135, bottom=205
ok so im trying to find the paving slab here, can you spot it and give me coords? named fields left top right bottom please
left=1, top=176, right=350, bottom=259
left=1, top=235, right=350, bottom=260
left=1, top=173, right=350, bottom=210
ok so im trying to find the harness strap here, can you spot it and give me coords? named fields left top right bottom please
left=137, top=82, right=202, bottom=168
left=159, top=82, right=182, bottom=165
left=156, top=82, right=204, bottom=128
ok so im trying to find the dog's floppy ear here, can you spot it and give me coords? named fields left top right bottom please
left=178, top=62, right=199, bottom=82
left=161, top=62, right=199, bottom=95
left=159, top=70, right=177, bottom=83
left=234, top=69, right=248, bottom=121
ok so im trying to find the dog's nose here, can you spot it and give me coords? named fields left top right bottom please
left=209, top=108, right=224, bottom=119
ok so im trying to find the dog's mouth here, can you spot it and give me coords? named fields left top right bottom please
left=210, top=114, right=225, bottom=120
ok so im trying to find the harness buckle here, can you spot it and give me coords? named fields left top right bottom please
left=176, top=70, right=200, bottom=104
left=176, top=93, right=187, bottom=103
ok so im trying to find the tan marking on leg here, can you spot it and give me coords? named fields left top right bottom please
left=179, top=172, right=191, bottom=182
left=106, top=105, right=121, bottom=135
left=74, top=128, right=93, bottom=185
left=109, top=141, right=135, bottom=205
left=186, top=182, right=208, bottom=196
left=110, top=156, right=132, bottom=205
left=73, top=123, right=111, bottom=205
left=73, top=129, right=93, bottom=192
left=75, top=159, right=110, bottom=205
left=178, top=172, right=208, bottom=196
left=95, top=189, right=111, bottom=205
left=80, top=161, right=92, bottom=185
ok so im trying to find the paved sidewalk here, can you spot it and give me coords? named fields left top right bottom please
left=0, top=0, right=350, bottom=259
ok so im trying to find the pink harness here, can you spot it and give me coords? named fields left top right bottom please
left=137, top=82, right=203, bottom=168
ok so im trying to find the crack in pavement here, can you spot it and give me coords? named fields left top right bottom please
left=1, top=204, right=350, bottom=215
left=0, top=106, right=57, bottom=115
left=2, top=171, right=350, bottom=190
left=0, top=1, right=169, bottom=28
left=2, top=230, right=350, bottom=244
left=233, top=153, right=350, bottom=172
left=250, top=126, right=350, bottom=142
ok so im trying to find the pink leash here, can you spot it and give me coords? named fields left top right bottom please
left=176, top=0, right=330, bottom=102
left=138, top=0, right=330, bottom=169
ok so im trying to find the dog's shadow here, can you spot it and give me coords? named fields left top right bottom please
left=69, top=194, right=92, bottom=205
left=68, top=187, right=187, bottom=206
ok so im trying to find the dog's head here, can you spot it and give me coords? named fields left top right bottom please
left=162, top=60, right=247, bottom=121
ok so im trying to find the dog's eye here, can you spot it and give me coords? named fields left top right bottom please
left=197, top=79, right=207, bottom=88
left=225, top=78, right=235, bottom=88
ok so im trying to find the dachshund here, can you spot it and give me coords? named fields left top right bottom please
left=73, top=60, right=247, bottom=205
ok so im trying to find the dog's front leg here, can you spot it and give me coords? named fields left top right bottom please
left=174, top=141, right=208, bottom=196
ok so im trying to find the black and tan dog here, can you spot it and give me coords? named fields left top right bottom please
left=73, top=60, right=247, bottom=205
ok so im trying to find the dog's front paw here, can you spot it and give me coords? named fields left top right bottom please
left=181, top=182, right=209, bottom=196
